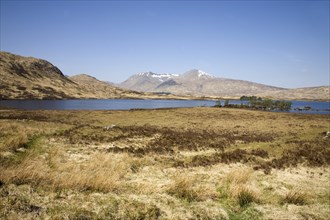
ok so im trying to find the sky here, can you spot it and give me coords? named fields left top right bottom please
left=0, top=0, right=329, bottom=88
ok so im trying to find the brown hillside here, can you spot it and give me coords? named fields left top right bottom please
left=0, top=52, right=186, bottom=100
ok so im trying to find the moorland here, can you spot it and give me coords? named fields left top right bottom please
left=0, top=107, right=329, bottom=219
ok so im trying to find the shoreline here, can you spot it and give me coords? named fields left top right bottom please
left=1, top=96, right=329, bottom=102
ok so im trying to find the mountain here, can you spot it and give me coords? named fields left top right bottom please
left=119, top=69, right=329, bottom=100
left=0, top=51, right=180, bottom=100
left=120, top=69, right=284, bottom=97
left=120, top=72, right=179, bottom=92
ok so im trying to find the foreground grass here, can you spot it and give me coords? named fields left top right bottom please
left=0, top=107, right=329, bottom=219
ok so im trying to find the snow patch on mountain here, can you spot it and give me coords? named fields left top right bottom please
left=136, top=72, right=178, bottom=82
left=197, top=70, right=214, bottom=78
left=151, top=73, right=179, bottom=78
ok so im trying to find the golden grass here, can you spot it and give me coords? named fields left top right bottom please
left=219, top=168, right=260, bottom=208
left=0, top=107, right=329, bottom=219
left=281, top=190, right=309, bottom=205
left=1, top=152, right=131, bottom=193
left=53, top=153, right=130, bottom=192
left=0, top=123, right=29, bottom=153
left=167, top=173, right=206, bottom=202
left=2, top=132, right=28, bottom=152
left=230, top=185, right=259, bottom=207
left=226, top=167, right=253, bottom=185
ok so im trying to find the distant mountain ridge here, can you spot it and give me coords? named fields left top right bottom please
left=120, top=69, right=284, bottom=97
left=119, top=69, right=329, bottom=100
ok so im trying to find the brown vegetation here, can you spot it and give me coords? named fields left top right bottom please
left=0, top=107, right=329, bottom=219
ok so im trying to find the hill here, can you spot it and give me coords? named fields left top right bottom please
left=258, top=86, right=330, bottom=101
left=0, top=51, right=77, bottom=99
left=0, top=52, right=183, bottom=100
left=68, top=74, right=145, bottom=99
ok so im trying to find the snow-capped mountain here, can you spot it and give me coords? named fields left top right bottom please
left=119, top=69, right=285, bottom=97
left=182, top=69, right=215, bottom=79
left=119, top=72, right=179, bottom=92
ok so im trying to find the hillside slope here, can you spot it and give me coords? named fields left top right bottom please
left=0, top=52, right=178, bottom=100
left=0, top=51, right=79, bottom=99
left=258, top=86, right=330, bottom=101
left=68, top=74, right=144, bottom=99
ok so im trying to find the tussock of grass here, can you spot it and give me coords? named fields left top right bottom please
left=0, top=124, right=32, bottom=155
left=2, top=132, right=28, bottom=152
left=231, top=185, right=259, bottom=207
left=167, top=174, right=204, bottom=202
left=226, top=168, right=252, bottom=185
left=219, top=168, right=259, bottom=208
left=9, top=160, right=48, bottom=186
left=281, top=190, right=308, bottom=205
left=53, top=153, right=130, bottom=192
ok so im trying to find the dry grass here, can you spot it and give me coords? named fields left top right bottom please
left=167, top=173, right=207, bottom=202
left=218, top=168, right=260, bottom=208
left=0, top=123, right=29, bottom=153
left=2, top=132, right=28, bottom=152
left=0, top=107, right=329, bottom=219
left=236, top=186, right=259, bottom=208
left=226, top=168, right=253, bottom=185
left=52, top=152, right=131, bottom=192
left=1, top=150, right=131, bottom=192
left=281, top=190, right=309, bottom=205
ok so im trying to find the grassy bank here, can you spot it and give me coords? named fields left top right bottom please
left=0, top=107, right=329, bottom=219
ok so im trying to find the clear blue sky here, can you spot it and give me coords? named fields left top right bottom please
left=1, top=0, right=329, bottom=88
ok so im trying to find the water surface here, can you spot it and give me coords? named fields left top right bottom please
left=0, top=99, right=328, bottom=114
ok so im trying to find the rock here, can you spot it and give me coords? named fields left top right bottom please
left=15, top=147, right=26, bottom=153
left=104, top=124, right=116, bottom=130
